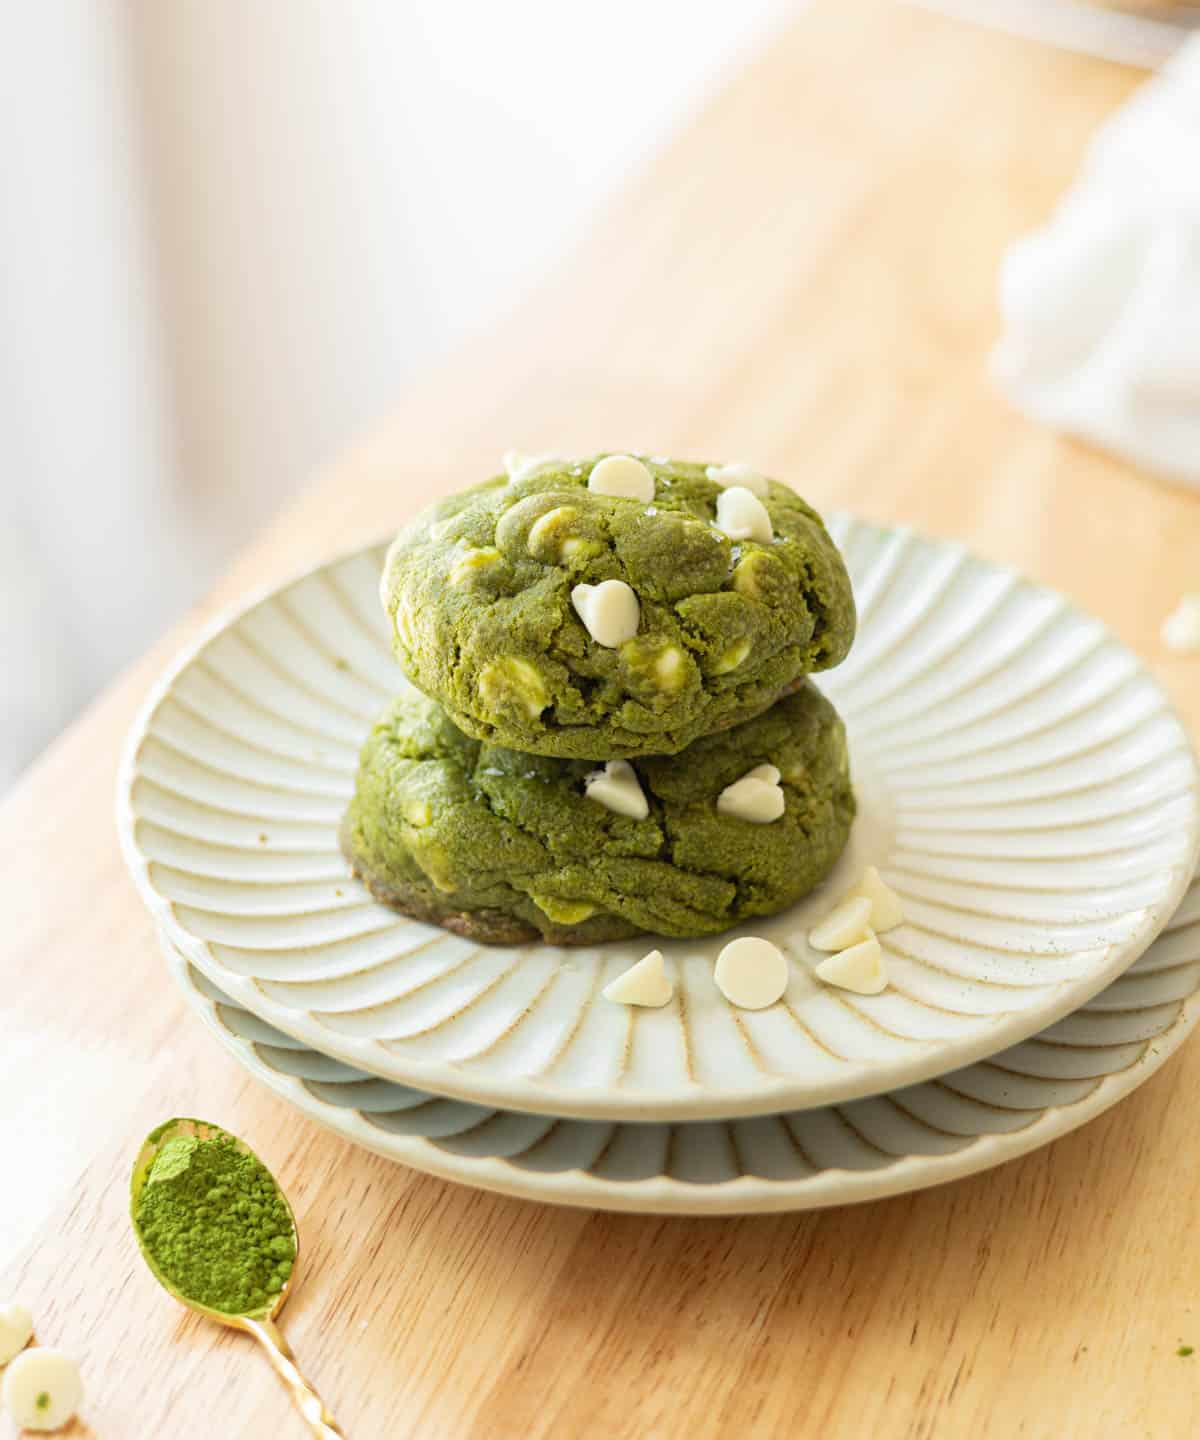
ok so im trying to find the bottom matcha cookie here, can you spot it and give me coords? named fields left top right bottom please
left=341, top=686, right=855, bottom=944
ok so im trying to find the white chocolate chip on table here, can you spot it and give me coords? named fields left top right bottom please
left=1163, top=594, right=1200, bottom=653
left=816, top=935, right=888, bottom=996
left=571, top=579, right=640, bottom=647
left=584, top=760, right=650, bottom=820
left=0, top=1299, right=33, bottom=1365
left=714, top=936, right=789, bottom=1010
left=588, top=454, right=656, bottom=502
left=808, top=895, right=873, bottom=952
left=717, top=763, right=785, bottom=823
left=2, top=1347, right=83, bottom=1434
left=714, top=485, right=773, bottom=544
left=603, top=949, right=674, bottom=1007
left=705, top=461, right=769, bottom=498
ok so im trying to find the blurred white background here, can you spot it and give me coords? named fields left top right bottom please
left=0, top=0, right=790, bottom=788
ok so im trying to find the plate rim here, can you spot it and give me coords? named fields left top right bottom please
left=118, top=524, right=1200, bottom=1122
left=159, top=897, right=1200, bottom=1215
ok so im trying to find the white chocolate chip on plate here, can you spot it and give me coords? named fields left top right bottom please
left=2, top=1347, right=84, bottom=1434
left=714, top=485, right=773, bottom=544
left=717, top=766, right=785, bottom=823
left=603, top=949, right=674, bottom=1007
left=588, top=454, right=655, bottom=502
left=816, top=934, right=888, bottom=995
left=808, top=895, right=873, bottom=952
left=0, top=1300, right=33, bottom=1365
left=714, top=936, right=789, bottom=1010
left=585, top=760, right=649, bottom=820
left=1163, top=594, right=1200, bottom=653
left=844, top=865, right=905, bottom=933
left=571, top=579, right=640, bottom=647
left=705, top=461, right=769, bottom=498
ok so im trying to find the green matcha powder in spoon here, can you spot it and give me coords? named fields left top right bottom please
left=131, top=1119, right=343, bottom=1437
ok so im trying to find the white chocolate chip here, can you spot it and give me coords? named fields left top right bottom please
left=715, top=486, right=773, bottom=544
left=571, top=579, right=640, bottom=647
left=0, top=1301, right=33, bottom=1365
left=717, top=766, right=785, bottom=823
left=705, top=462, right=769, bottom=499
left=2, top=1347, right=83, bottom=1433
left=449, top=545, right=501, bottom=586
left=816, top=934, right=887, bottom=995
left=844, top=865, right=905, bottom=933
left=654, top=646, right=687, bottom=690
left=588, top=454, right=655, bottom=502
left=714, top=936, right=789, bottom=1010
left=745, top=763, right=780, bottom=784
left=712, top=637, right=752, bottom=674
left=477, top=657, right=549, bottom=719
left=1163, top=594, right=1200, bottom=653
left=504, top=450, right=561, bottom=482
left=603, top=949, right=673, bottom=1007
left=808, top=895, right=873, bottom=951
left=585, top=760, right=649, bottom=820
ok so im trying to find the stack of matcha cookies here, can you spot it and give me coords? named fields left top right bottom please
left=342, top=454, right=858, bottom=944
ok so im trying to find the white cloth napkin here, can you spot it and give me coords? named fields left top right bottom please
left=992, top=38, right=1200, bottom=485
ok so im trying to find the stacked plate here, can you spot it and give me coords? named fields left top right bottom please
left=118, top=518, right=1200, bottom=1214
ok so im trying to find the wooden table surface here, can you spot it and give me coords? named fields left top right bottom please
left=4, top=3, right=1200, bottom=1436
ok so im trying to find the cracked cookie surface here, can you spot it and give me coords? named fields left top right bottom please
left=341, top=684, right=855, bottom=943
left=380, top=456, right=855, bottom=758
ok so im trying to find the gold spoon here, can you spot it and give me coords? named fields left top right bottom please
left=131, top=1118, right=344, bottom=1438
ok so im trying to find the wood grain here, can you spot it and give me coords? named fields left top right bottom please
left=3, top=3, right=1198, bottom=1435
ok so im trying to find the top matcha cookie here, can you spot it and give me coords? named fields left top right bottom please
left=380, top=454, right=855, bottom=758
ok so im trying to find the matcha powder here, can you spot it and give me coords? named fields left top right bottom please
left=134, top=1130, right=296, bottom=1315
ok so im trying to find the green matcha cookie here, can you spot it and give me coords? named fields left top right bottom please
left=380, top=455, right=855, bottom=758
left=341, top=683, right=855, bottom=944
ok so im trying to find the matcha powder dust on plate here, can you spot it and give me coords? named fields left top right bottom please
left=133, top=1126, right=295, bottom=1315
left=131, top=1119, right=344, bottom=1437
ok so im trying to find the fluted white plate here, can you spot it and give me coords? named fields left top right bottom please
left=160, top=871, right=1200, bottom=1213
left=119, top=521, right=1200, bottom=1120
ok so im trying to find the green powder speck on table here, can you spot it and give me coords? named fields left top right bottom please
left=134, top=1130, right=296, bottom=1315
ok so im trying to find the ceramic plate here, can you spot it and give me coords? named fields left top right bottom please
left=160, top=871, right=1200, bottom=1213
left=119, top=520, right=1200, bottom=1120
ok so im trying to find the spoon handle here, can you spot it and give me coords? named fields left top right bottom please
left=244, top=1317, right=345, bottom=1437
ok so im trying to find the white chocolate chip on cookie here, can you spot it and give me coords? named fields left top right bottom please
left=715, top=486, right=773, bottom=544
left=717, top=766, right=785, bottom=823
left=714, top=936, right=789, bottom=1010
left=571, top=579, right=640, bottom=647
left=588, top=454, right=655, bottom=502
left=585, top=760, right=650, bottom=820
left=603, top=949, right=673, bottom=1007
left=705, top=462, right=769, bottom=498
